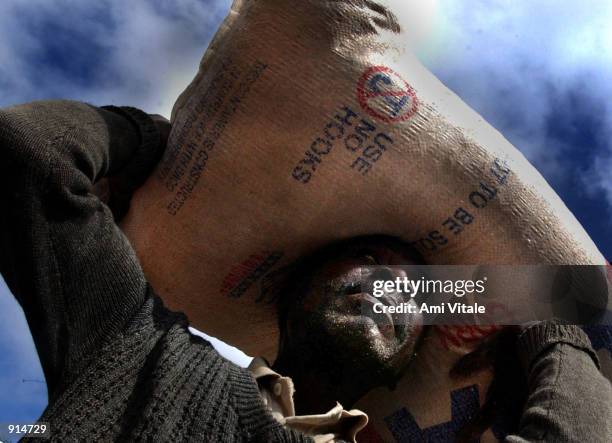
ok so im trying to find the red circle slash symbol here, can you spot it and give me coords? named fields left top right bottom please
left=357, top=66, right=419, bottom=124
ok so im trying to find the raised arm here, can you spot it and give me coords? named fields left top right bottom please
left=506, top=323, right=612, bottom=442
left=0, top=100, right=163, bottom=396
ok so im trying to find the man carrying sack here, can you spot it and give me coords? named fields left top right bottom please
left=2, top=99, right=610, bottom=442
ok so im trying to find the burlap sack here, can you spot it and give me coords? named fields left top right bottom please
left=355, top=326, right=500, bottom=441
left=121, top=0, right=605, bottom=361
left=356, top=323, right=612, bottom=442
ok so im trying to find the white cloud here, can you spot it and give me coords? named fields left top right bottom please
left=420, top=0, right=612, bottom=207
left=0, top=0, right=232, bottom=117
left=592, top=153, right=612, bottom=203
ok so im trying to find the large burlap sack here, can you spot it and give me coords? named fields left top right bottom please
left=121, top=0, right=605, bottom=361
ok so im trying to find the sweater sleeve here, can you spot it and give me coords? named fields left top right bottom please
left=0, top=100, right=161, bottom=398
left=505, top=323, right=612, bottom=442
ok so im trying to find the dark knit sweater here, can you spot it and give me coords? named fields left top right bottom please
left=1, top=100, right=610, bottom=442
left=0, top=100, right=310, bottom=442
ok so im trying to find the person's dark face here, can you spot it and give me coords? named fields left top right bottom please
left=284, top=237, right=424, bottom=381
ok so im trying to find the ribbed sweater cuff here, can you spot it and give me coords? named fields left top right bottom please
left=517, top=322, right=600, bottom=372
left=101, top=105, right=162, bottom=189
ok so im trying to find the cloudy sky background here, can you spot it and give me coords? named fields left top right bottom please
left=1, top=0, right=610, bottom=425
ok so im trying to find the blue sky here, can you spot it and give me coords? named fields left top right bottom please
left=0, top=0, right=611, bottom=426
